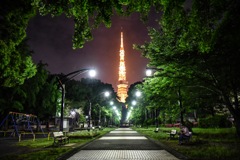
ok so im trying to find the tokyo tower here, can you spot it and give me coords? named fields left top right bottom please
left=117, top=31, right=128, bottom=103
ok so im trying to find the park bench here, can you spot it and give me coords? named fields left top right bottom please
left=167, top=129, right=177, bottom=140
left=53, top=131, right=69, bottom=146
left=173, top=123, right=181, bottom=127
left=165, top=124, right=173, bottom=127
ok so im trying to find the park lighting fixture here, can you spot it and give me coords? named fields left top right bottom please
left=110, top=101, right=114, bottom=105
left=70, top=110, right=76, bottom=116
left=104, top=91, right=110, bottom=97
left=146, top=69, right=153, bottom=77
left=132, top=100, right=137, bottom=106
left=136, top=90, right=141, bottom=97
left=88, top=90, right=110, bottom=130
left=58, top=68, right=96, bottom=132
left=146, top=67, right=164, bottom=77
left=89, top=69, right=96, bottom=77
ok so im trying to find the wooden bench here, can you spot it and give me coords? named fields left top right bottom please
left=165, top=124, right=173, bottom=127
left=167, top=129, right=177, bottom=140
left=53, top=132, right=69, bottom=146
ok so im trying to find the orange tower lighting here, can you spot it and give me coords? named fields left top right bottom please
left=117, top=31, right=128, bottom=103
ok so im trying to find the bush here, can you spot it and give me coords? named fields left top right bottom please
left=198, top=115, right=232, bottom=128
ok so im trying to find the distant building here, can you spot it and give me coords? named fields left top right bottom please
left=117, top=31, right=128, bottom=103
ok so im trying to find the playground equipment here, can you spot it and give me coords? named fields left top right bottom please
left=0, top=112, right=46, bottom=141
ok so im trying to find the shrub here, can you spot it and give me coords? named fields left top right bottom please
left=198, top=115, right=232, bottom=128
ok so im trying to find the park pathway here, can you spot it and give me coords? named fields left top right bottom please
left=66, top=128, right=180, bottom=160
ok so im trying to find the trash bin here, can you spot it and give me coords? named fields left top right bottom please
left=63, top=118, right=69, bottom=132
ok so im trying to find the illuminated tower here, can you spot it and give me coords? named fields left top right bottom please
left=117, top=31, right=128, bottom=103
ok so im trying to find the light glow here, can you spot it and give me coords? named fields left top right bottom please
left=136, top=91, right=141, bottom=97
left=104, top=91, right=110, bottom=97
left=89, top=69, right=96, bottom=77
left=117, top=31, right=128, bottom=103
left=132, top=100, right=137, bottom=106
left=146, top=69, right=153, bottom=77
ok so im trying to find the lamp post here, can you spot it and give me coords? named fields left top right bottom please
left=112, top=106, right=120, bottom=126
left=109, top=101, right=114, bottom=126
left=58, top=68, right=96, bottom=132
left=87, top=91, right=110, bottom=131
left=112, top=106, right=116, bottom=126
left=98, top=91, right=110, bottom=127
left=145, top=67, right=184, bottom=125
left=134, top=90, right=147, bottom=128
left=132, top=100, right=137, bottom=106
left=145, top=67, right=161, bottom=130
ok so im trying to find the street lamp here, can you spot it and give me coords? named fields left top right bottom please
left=145, top=67, right=184, bottom=126
left=87, top=91, right=110, bottom=131
left=145, top=67, right=162, bottom=130
left=58, top=68, right=96, bottom=132
left=112, top=106, right=120, bottom=126
left=134, top=90, right=148, bottom=128
left=146, top=69, right=153, bottom=77
left=135, top=90, right=142, bottom=97
left=98, top=91, right=110, bottom=127
left=132, top=100, right=137, bottom=106
left=145, top=67, right=164, bottom=77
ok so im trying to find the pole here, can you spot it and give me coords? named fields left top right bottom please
left=155, top=109, right=159, bottom=129
left=57, top=78, right=65, bottom=132
left=57, top=68, right=95, bottom=132
left=146, top=109, right=148, bottom=129
left=99, top=107, right=101, bottom=127
left=88, top=101, right=91, bottom=131
left=178, top=87, right=184, bottom=125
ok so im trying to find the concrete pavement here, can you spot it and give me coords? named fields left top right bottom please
left=66, top=128, right=182, bottom=160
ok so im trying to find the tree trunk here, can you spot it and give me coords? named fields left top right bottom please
left=177, top=87, right=184, bottom=125
left=233, top=113, right=240, bottom=138
left=224, top=94, right=240, bottom=138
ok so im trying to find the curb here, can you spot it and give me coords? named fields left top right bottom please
left=146, top=136, right=189, bottom=160
left=57, top=131, right=110, bottom=160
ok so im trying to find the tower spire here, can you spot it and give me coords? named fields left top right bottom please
left=121, top=32, right=124, bottom=49
left=117, top=31, right=128, bottom=103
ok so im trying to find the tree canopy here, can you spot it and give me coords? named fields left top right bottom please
left=1, top=0, right=240, bottom=136
left=135, top=0, right=240, bottom=136
left=1, top=0, right=161, bottom=87
left=0, top=0, right=37, bottom=87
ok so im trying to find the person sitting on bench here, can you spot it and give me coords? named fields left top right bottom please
left=178, top=125, right=190, bottom=145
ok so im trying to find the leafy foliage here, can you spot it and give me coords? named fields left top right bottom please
left=199, top=115, right=232, bottom=128
left=0, top=62, right=59, bottom=120
left=32, top=0, right=161, bottom=49
left=0, top=0, right=37, bottom=87
left=135, top=0, right=240, bottom=136
left=63, top=77, right=118, bottom=125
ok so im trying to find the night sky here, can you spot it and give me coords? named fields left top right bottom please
left=27, top=12, right=159, bottom=91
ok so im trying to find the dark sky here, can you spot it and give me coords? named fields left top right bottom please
left=27, top=12, right=159, bottom=91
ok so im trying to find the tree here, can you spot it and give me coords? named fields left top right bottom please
left=0, top=62, right=59, bottom=121
left=19, top=62, right=59, bottom=119
left=0, top=0, right=37, bottom=87
left=64, top=77, right=117, bottom=126
left=32, top=0, right=160, bottom=49
left=1, top=0, right=161, bottom=87
left=136, top=0, right=240, bottom=136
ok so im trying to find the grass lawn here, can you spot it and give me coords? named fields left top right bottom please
left=133, top=127, right=240, bottom=160
left=0, top=128, right=115, bottom=160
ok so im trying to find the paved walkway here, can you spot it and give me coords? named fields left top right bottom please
left=66, top=128, right=181, bottom=160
